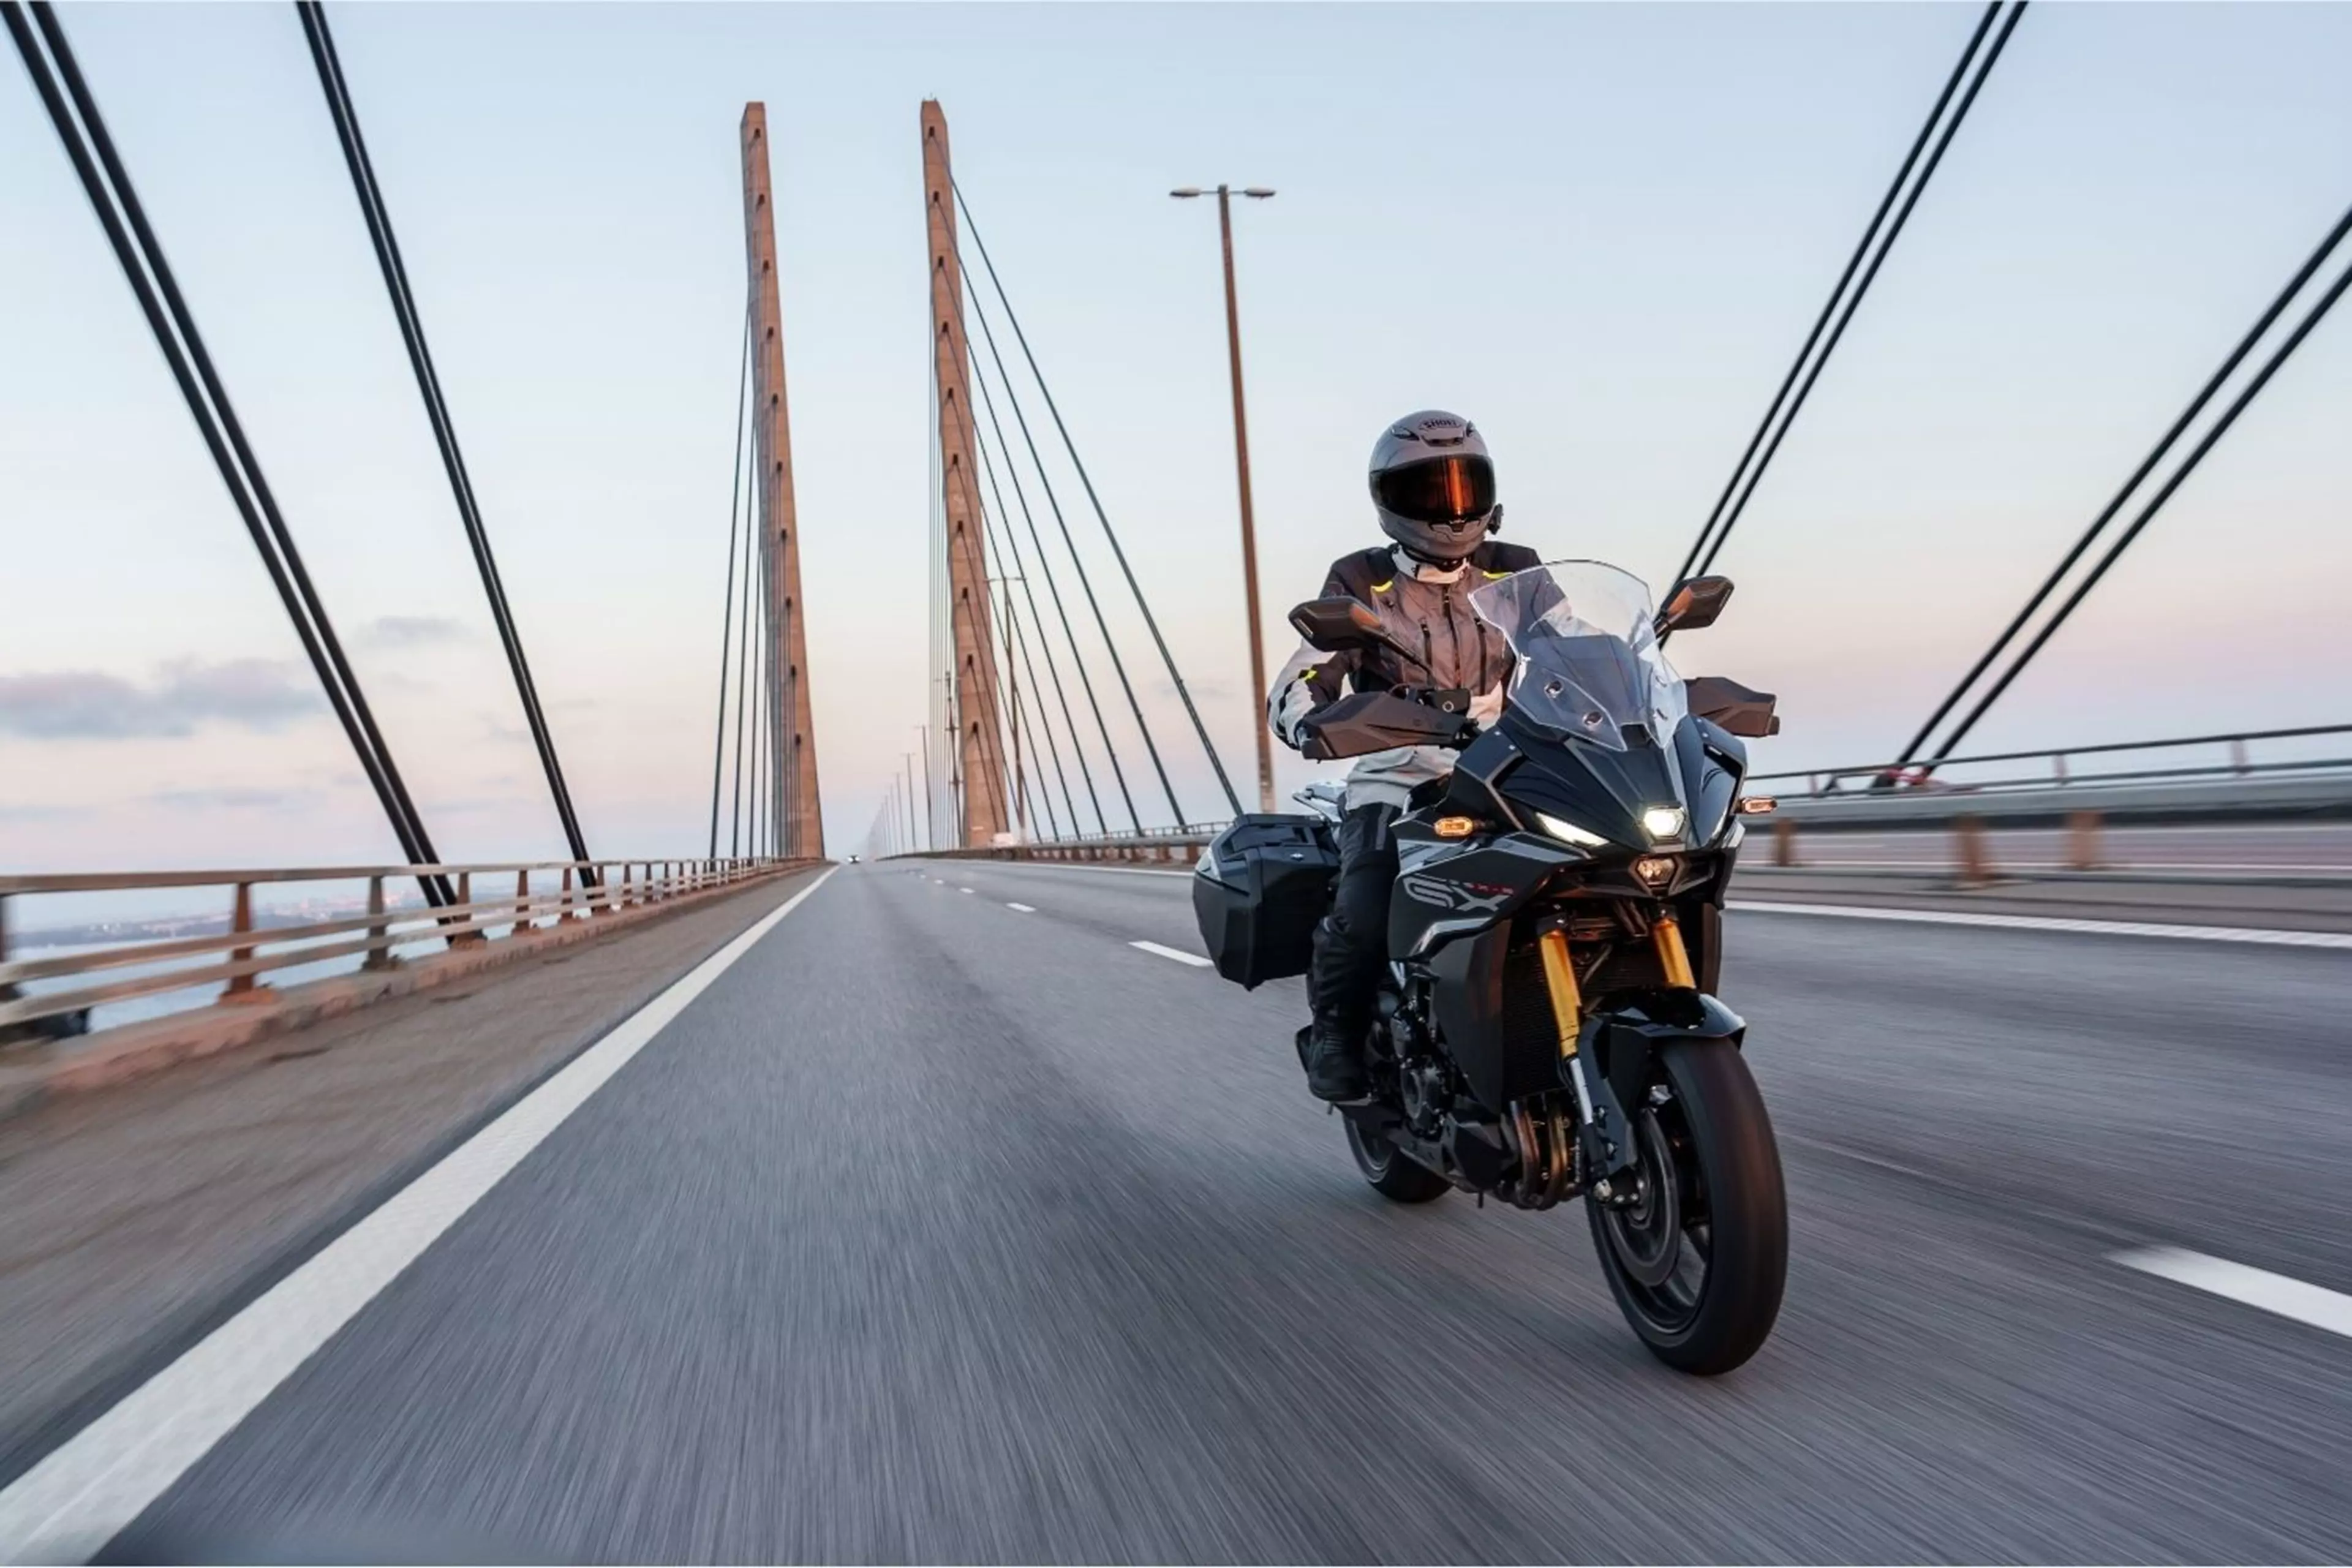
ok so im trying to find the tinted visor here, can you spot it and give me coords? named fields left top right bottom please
left=1373, top=454, right=1496, bottom=526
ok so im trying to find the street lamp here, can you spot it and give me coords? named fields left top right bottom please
left=1172, top=183, right=1277, bottom=812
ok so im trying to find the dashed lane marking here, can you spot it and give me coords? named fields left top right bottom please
left=1006, top=902, right=1036, bottom=913
left=1130, top=940, right=1213, bottom=967
left=0, top=870, right=841, bottom=1564
left=2114, top=1248, right=2352, bottom=1340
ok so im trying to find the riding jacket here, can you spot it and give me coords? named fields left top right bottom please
left=1267, top=540, right=1542, bottom=809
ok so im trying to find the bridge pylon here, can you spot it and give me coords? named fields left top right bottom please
left=739, top=104, right=824, bottom=859
left=921, top=100, right=1013, bottom=847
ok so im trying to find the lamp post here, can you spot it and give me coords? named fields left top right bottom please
left=1172, top=183, right=1276, bottom=812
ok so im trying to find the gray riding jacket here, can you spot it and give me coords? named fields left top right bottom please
left=1267, top=541, right=1539, bottom=809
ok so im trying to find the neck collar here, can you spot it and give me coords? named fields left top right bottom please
left=1392, top=546, right=1469, bottom=584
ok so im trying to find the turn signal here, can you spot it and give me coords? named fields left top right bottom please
left=1736, top=796, right=1778, bottom=815
left=1433, top=815, right=1477, bottom=839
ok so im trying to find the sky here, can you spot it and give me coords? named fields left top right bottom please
left=4, top=1, right=2350, bottom=874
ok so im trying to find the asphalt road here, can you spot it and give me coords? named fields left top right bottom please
left=67, top=862, right=2352, bottom=1561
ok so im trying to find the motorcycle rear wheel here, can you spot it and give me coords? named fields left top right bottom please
left=1345, top=1117, right=1450, bottom=1203
left=1586, top=1037, right=1786, bottom=1374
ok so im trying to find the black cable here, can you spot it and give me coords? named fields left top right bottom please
left=953, top=183, right=1243, bottom=819
left=968, top=332, right=1118, bottom=834
left=1671, top=1, right=2000, bottom=591
left=708, top=314, right=750, bottom=857
left=937, top=430, right=1020, bottom=839
left=974, top=442, right=1076, bottom=839
left=974, top=421, right=1085, bottom=837
left=990, top=579, right=1061, bottom=840
left=728, top=404, right=758, bottom=858
left=296, top=1, right=594, bottom=875
left=960, top=275, right=1150, bottom=831
left=1672, top=1, right=2024, bottom=605
left=1926, top=251, right=2352, bottom=762
left=1899, top=198, right=2352, bottom=764
left=10, top=2, right=450, bottom=905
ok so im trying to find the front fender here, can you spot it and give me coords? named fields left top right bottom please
left=1575, top=990, right=1746, bottom=1129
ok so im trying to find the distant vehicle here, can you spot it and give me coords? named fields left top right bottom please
left=846, top=854, right=862, bottom=864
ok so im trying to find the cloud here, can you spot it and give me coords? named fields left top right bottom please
left=148, top=786, right=322, bottom=812
left=0, top=660, right=320, bottom=739
left=364, top=615, right=469, bottom=649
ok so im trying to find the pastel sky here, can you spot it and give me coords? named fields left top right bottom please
left=5, top=1, right=2348, bottom=871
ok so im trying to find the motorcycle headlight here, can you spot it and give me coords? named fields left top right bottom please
left=1532, top=810, right=1610, bottom=850
left=1640, top=805, right=1687, bottom=843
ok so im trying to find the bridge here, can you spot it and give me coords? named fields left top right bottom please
left=5, top=2, right=2351, bottom=1561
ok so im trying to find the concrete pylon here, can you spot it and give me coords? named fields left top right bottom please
left=739, top=105, right=824, bottom=859
left=921, top=100, right=1011, bottom=847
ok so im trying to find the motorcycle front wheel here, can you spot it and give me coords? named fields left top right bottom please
left=1586, top=1037, right=1786, bottom=1374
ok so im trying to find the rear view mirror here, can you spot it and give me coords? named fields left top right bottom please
left=1289, top=597, right=1393, bottom=655
left=1656, top=576, right=1734, bottom=636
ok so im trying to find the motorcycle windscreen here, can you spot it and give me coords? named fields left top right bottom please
left=1469, top=560, right=1689, bottom=753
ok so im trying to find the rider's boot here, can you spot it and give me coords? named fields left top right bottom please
left=1302, top=1014, right=1369, bottom=1103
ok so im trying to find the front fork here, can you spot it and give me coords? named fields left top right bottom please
left=1536, top=915, right=1695, bottom=1183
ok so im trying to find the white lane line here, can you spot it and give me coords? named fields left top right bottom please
left=1006, top=902, right=1036, bottom=913
left=1005, top=862, right=1191, bottom=880
left=959, top=886, right=974, bottom=894
left=1131, top=939, right=1213, bottom=967
left=1728, top=900, right=2352, bottom=950
left=2114, top=1248, right=2352, bottom=1340
left=0, top=869, right=839, bottom=1566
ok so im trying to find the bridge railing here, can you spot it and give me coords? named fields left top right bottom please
left=1752, top=723, right=2352, bottom=803
left=0, top=857, right=808, bottom=1042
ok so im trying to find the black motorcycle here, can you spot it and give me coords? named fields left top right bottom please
left=1194, top=559, right=1787, bottom=1374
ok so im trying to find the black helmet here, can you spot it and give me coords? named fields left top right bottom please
left=1369, top=409, right=1499, bottom=566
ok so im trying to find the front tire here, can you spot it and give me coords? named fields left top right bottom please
left=1345, top=1118, right=1450, bottom=1203
left=1586, top=1038, right=1785, bottom=1374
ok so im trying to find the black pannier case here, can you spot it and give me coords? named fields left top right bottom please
left=1191, top=813, right=1341, bottom=989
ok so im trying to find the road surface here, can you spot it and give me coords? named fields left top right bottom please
left=16, top=861, right=2352, bottom=1561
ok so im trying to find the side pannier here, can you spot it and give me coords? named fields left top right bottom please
left=1191, top=813, right=1340, bottom=989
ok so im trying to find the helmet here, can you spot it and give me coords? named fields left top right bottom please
left=1368, top=409, right=1500, bottom=566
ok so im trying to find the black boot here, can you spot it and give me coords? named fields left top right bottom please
left=1302, top=1017, right=1369, bottom=1103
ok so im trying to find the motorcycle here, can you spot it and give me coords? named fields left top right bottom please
left=1193, top=559, right=1787, bottom=1373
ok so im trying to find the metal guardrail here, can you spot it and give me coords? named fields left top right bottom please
left=0, top=857, right=809, bottom=1038
left=1752, top=723, right=2352, bottom=801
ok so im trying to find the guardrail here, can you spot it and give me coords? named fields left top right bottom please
left=1754, top=723, right=2352, bottom=802
left=0, top=857, right=807, bottom=1041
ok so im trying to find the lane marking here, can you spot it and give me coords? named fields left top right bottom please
left=0, top=870, right=839, bottom=1565
left=1131, top=940, right=1213, bottom=967
left=959, top=886, right=974, bottom=894
left=1728, top=900, right=2352, bottom=950
left=999, top=862, right=1191, bottom=880
left=1006, top=902, right=1035, bottom=913
left=2113, top=1248, right=2352, bottom=1340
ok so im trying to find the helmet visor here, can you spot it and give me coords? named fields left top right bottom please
left=1373, top=454, right=1496, bottom=526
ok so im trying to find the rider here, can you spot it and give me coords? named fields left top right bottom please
left=1266, top=410, right=1540, bottom=1101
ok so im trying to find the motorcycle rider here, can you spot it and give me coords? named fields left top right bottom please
left=1267, top=410, right=1540, bottom=1102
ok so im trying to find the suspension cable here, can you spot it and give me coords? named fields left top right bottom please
left=708, top=314, right=750, bottom=856
left=976, top=439, right=1080, bottom=837
left=968, top=337, right=1121, bottom=834
left=728, top=404, right=758, bottom=858
left=954, top=181, right=1242, bottom=818
left=960, top=277, right=1154, bottom=828
left=295, top=1, right=593, bottom=873
left=9, top=1, right=450, bottom=905
left=1669, top=0, right=2024, bottom=603
left=1923, top=238, right=2352, bottom=763
left=991, top=581, right=1063, bottom=840
left=1899, top=198, right=2352, bottom=764
left=938, top=437, right=1019, bottom=838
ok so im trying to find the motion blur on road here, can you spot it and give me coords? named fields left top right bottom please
left=1, top=860, right=2345, bottom=1562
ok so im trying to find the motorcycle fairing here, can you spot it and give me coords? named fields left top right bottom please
left=1386, top=832, right=1582, bottom=959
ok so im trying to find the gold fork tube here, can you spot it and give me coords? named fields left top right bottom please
left=1536, top=925, right=1584, bottom=1060
left=1651, top=915, right=1697, bottom=990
